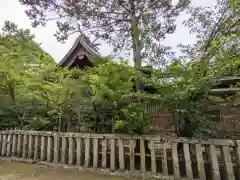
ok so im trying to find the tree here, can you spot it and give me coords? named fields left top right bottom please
left=0, top=21, right=55, bottom=102
left=0, top=21, right=55, bottom=129
left=154, top=0, right=240, bottom=137
left=19, top=0, right=190, bottom=72
left=180, top=0, right=239, bottom=62
left=0, top=20, right=151, bottom=133
left=23, top=65, right=84, bottom=131
left=81, top=59, right=151, bottom=134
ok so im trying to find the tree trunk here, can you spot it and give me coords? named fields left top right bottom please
left=128, top=0, right=142, bottom=92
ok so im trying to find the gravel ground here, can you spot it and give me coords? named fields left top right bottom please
left=0, top=162, right=139, bottom=180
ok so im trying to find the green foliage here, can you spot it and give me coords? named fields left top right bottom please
left=81, top=60, right=152, bottom=134
left=0, top=21, right=55, bottom=101
left=0, top=15, right=239, bottom=138
left=142, top=44, right=239, bottom=137
left=0, top=21, right=56, bottom=129
left=168, top=0, right=240, bottom=137
left=115, top=103, right=151, bottom=134
left=0, top=30, right=152, bottom=134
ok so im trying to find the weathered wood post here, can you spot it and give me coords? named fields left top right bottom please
left=53, top=113, right=62, bottom=164
left=149, top=141, right=156, bottom=174
left=93, top=138, right=99, bottom=168
left=40, top=135, right=46, bottom=161
left=222, top=145, right=235, bottom=180
left=76, top=137, right=82, bottom=166
left=101, top=139, right=107, bottom=168
left=53, top=133, right=59, bottom=164
left=172, top=142, right=180, bottom=179
left=209, top=144, right=221, bottom=180
left=33, top=135, right=39, bottom=161
left=118, top=138, right=125, bottom=171
left=195, top=144, right=206, bottom=180
left=140, top=139, right=146, bottom=173
left=6, top=133, right=12, bottom=157
left=183, top=143, right=193, bottom=179
left=84, top=138, right=90, bottom=168
left=47, top=135, right=53, bottom=163
left=28, top=134, right=33, bottom=159
left=162, top=143, right=169, bottom=176
left=129, top=139, right=136, bottom=172
left=236, top=140, right=240, bottom=179
left=17, top=134, right=23, bottom=157
left=12, top=133, right=17, bottom=156
left=1, top=133, right=7, bottom=156
left=110, top=138, right=116, bottom=171
left=22, top=134, right=28, bottom=158
left=0, top=134, right=2, bottom=154
left=68, top=136, right=74, bottom=165
left=61, top=136, right=67, bottom=164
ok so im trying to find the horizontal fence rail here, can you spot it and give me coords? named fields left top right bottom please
left=0, top=130, right=239, bottom=180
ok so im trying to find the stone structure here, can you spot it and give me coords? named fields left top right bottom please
left=0, top=130, right=239, bottom=180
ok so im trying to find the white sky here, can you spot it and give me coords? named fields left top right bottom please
left=0, top=0, right=216, bottom=63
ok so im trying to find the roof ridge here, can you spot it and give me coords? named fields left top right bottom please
left=57, top=34, right=102, bottom=66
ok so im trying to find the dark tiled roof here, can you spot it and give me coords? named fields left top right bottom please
left=57, top=35, right=102, bottom=66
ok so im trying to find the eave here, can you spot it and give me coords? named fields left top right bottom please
left=57, top=35, right=102, bottom=67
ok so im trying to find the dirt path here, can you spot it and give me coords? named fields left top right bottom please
left=0, top=162, right=138, bottom=180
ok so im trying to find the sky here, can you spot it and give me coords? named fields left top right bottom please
left=0, top=0, right=216, bottom=63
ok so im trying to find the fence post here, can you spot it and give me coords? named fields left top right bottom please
left=222, top=145, right=235, bottom=180
left=22, top=134, right=28, bottom=158
left=101, top=139, right=107, bottom=168
left=130, top=139, right=136, bottom=172
left=162, top=143, right=168, bottom=176
left=84, top=138, right=90, bottom=168
left=12, top=133, right=17, bottom=156
left=183, top=143, right=193, bottom=179
left=34, top=135, right=39, bottom=161
left=61, top=137, right=67, bottom=164
left=1, top=134, right=7, bottom=156
left=195, top=144, right=206, bottom=180
left=17, top=134, right=23, bottom=157
left=236, top=140, right=240, bottom=179
left=149, top=141, right=156, bottom=174
left=76, top=137, right=82, bottom=166
left=140, top=139, right=146, bottom=173
left=68, top=136, right=74, bottom=165
left=0, top=134, right=2, bottom=154
left=6, top=133, right=12, bottom=157
left=209, top=144, right=221, bottom=180
left=40, top=136, right=46, bottom=161
left=47, top=135, right=53, bottom=163
left=93, top=138, right=99, bottom=168
left=118, top=138, right=125, bottom=171
left=110, top=138, right=116, bottom=171
left=172, top=142, right=180, bottom=179
left=53, top=133, right=59, bottom=164
left=28, top=134, right=33, bottom=159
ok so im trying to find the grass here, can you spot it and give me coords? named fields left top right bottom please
left=0, top=161, right=138, bottom=180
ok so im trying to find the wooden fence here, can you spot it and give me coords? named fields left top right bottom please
left=0, top=130, right=239, bottom=180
